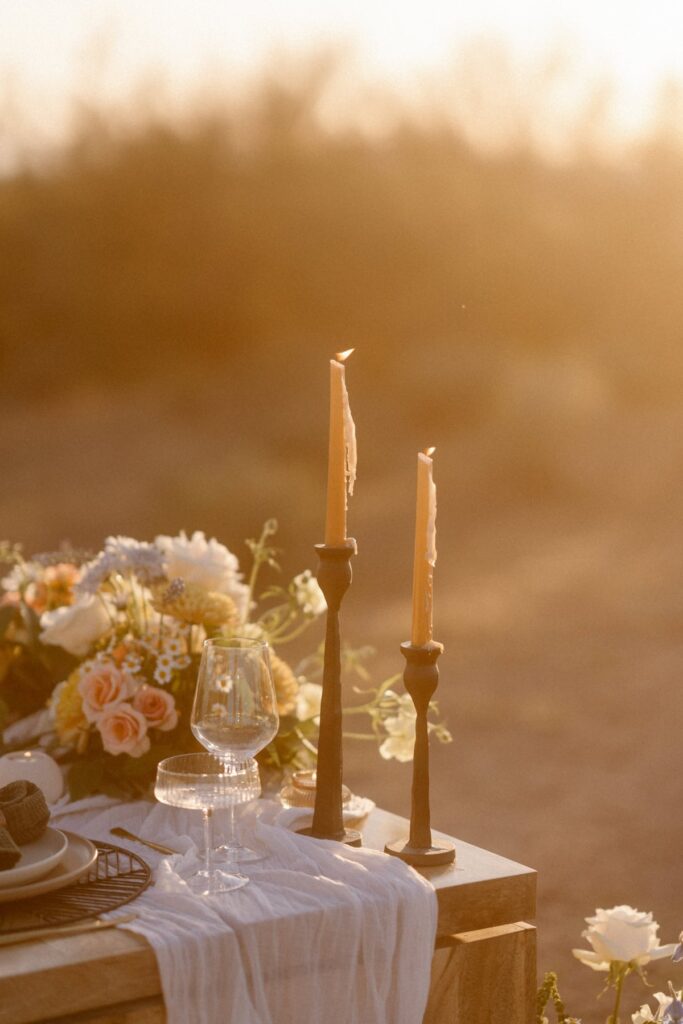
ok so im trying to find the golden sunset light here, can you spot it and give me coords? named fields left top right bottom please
left=0, top=5, right=681, bottom=1023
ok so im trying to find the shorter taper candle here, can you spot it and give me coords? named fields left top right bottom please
left=324, top=349, right=357, bottom=546
left=410, top=448, right=437, bottom=646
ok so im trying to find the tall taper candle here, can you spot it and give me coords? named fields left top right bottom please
left=324, top=349, right=357, bottom=545
left=410, top=448, right=437, bottom=646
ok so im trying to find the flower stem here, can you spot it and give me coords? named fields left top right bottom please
left=244, top=520, right=277, bottom=624
left=608, top=966, right=627, bottom=1024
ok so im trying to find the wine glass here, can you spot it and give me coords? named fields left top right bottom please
left=191, top=637, right=279, bottom=864
left=154, top=753, right=253, bottom=895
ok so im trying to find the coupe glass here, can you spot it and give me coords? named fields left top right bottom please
left=155, top=753, right=255, bottom=895
left=191, top=637, right=279, bottom=863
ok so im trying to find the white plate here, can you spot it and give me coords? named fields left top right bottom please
left=0, top=831, right=98, bottom=903
left=0, top=828, right=68, bottom=888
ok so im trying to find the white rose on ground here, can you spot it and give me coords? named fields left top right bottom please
left=97, top=703, right=150, bottom=757
left=572, top=906, right=677, bottom=971
left=155, top=530, right=250, bottom=619
left=379, top=694, right=416, bottom=762
left=39, top=596, right=111, bottom=657
left=295, top=681, right=323, bottom=722
left=292, top=570, right=326, bottom=616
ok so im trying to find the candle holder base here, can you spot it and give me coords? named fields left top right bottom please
left=384, top=838, right=455, bottom=867
left=298, top=825, right=362, bottom=848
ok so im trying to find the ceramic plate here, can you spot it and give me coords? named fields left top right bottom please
left=0, top=828, right=68, bottom=889
left=0, top=831, right=98, bottom=903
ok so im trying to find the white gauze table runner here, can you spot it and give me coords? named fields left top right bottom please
left=51, top=797, right=438, bottom=1024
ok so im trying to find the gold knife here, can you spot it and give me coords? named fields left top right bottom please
left=109, top=827, right=177, bottom=855
left=0, top=912, right=137, bottom=947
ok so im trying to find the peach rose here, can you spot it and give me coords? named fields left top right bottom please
left=97, top=703, right=150, bottom=757
left=78, top=663, right=134, bottom=723
left=132, top=685, right=178, bottom=732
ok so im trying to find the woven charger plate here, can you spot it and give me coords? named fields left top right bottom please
left=0, top=836, right=151, bottom=932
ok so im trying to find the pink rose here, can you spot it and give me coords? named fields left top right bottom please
left=132, top=685, right=178, bottom=732
left=78, top=663, right=134, bottom=723
left=97, top=703, right=150, bottom=757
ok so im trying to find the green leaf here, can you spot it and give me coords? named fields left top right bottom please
left=19, top=605, right=42, bottom=649
left=0, top=605, right=19, bottom=639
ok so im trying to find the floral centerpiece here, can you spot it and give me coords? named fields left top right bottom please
left=0, top=522, right=451, bottom=800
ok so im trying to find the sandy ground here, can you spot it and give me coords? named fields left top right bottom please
left=1, top=389, right=680, bottom=1021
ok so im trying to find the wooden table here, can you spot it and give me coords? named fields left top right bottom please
left=0, top=808, right=536, bottom=1024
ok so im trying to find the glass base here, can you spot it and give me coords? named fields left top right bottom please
left=214, top=842, right=266, bottom=864
left=187, top=867, right=249, bottom=895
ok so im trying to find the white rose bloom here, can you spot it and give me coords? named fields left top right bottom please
left=292, top=570, right=326, bottom=617
left=379, top=694, right=416, bottom=762
left=295, top=681, right=323, bottom=722
left=572, top=906, right=677, bottom=971
left=155, top=530, right=250, bottom=619
left=39, top=596, right=112, bottom=657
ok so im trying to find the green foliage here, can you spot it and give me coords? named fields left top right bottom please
left=535, top=972, right=572, bottom=1024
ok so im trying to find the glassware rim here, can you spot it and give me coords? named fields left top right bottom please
left=156, top=753, right=259, bottom=780
left=201, top=636, right=270, bottom=650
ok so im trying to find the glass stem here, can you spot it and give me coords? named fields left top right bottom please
left=203, top=807, right=214, bottom=886
left=226, top=803, right=237, bottom=863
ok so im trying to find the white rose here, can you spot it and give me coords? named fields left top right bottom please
left=379, top=694, right=416, bottom=763
left=39, top=596, right=111, bottom=657
left=572, top=906, right=677, bottom=971
left=292, top=570, right=326, bottom=617
left=155, top=530, right=249, bottom=619
left=295, top=681, right=323, bottom=722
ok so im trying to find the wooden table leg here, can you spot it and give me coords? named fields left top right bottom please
left=424, top=921, right=536, bottom=1024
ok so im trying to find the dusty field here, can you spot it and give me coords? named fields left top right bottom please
left=1, top=387, right=681, bottom=1020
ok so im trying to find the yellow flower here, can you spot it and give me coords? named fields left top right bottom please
left=152, top=582, right=238, bottom=628
left=269, top=654, right=299, bottom=717
left=52, top=671, right=89, bottom=752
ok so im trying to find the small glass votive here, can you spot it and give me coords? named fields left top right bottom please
left=279, top=769, right=351, bottom=809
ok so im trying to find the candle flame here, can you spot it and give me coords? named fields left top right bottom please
left=423, top=446, right=436, bottom=457
left=335, top=348, right=355, bottom=363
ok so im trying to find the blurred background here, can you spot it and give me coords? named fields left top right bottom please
left=1, top=1, right=682, bottom=1015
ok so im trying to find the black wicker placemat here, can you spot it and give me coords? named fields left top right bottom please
left=0, top=841, right=151, bottom=933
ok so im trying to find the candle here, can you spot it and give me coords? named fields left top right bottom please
left=410, top=448, right=437, bottom=646
left=0, top=750, right=64, bottom=803
left=324, top=349, right=357, bottom=545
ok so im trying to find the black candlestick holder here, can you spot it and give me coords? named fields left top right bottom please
left=385, top=640, right=456, bottom=866
left=298, top=539, right=362, bottom=846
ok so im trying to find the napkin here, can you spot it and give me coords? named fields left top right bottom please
left=52, top=798, right=438, bottom=1024
left=0, top=780, right=50, bottom=869
left=0, top=810, right=20, bottom=869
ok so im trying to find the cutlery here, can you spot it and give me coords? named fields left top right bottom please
left=0, top=912, right=137, bottom=947
left=109, top=827, right=177, bottom=856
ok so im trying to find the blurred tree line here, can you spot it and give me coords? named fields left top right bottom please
left=1, top=60, right=682, bottom=445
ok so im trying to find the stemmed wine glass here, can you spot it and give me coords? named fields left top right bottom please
left=191, top=637, right=279, bottom=866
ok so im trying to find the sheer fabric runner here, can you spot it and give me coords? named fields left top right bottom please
left=51, top=798, right=438, bottom=1024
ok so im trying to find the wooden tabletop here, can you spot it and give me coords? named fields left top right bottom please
left=0, top=807, right=535, bottom=1024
